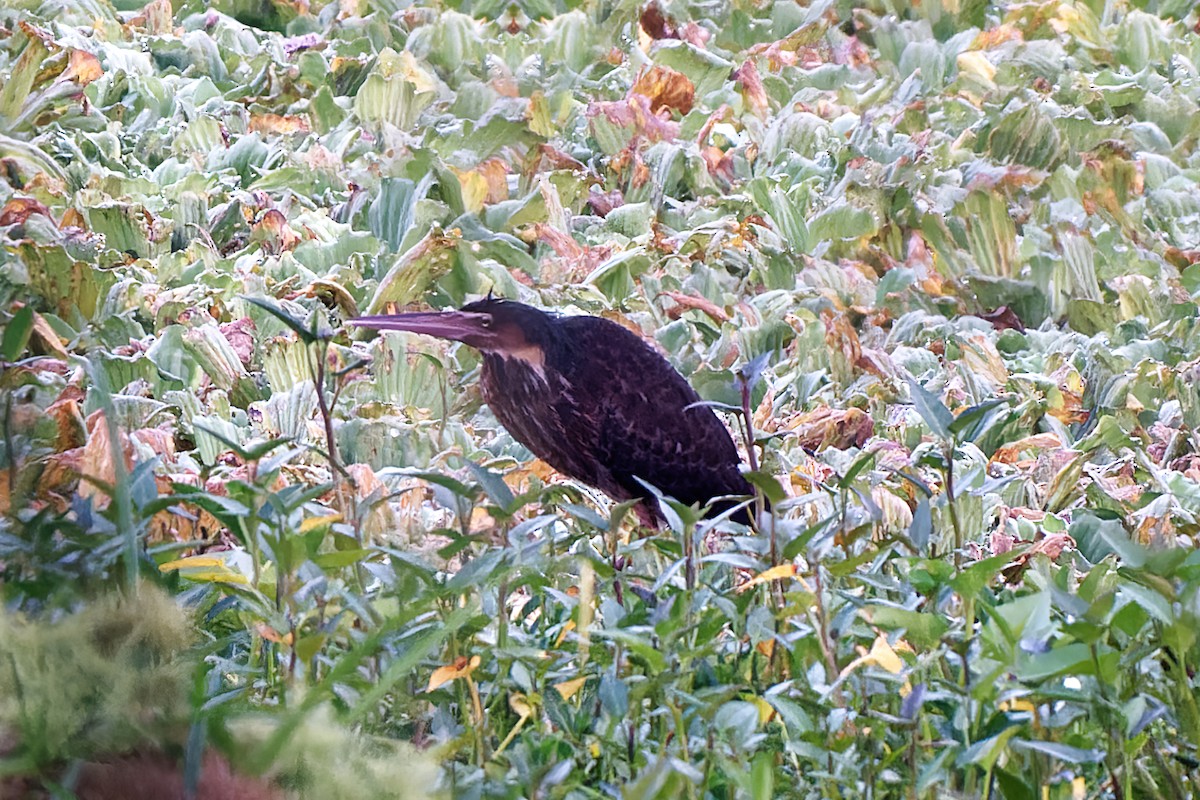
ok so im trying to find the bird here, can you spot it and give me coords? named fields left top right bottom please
left=352, top=297, right=756, bottom=526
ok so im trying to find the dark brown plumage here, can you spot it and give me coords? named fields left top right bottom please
left=353, top=298, right=754, bottom=525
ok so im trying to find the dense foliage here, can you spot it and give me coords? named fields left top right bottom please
left=3, top=0, right=1200, bottom=796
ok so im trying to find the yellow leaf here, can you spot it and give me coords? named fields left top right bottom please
left=867, top=634, right=904, bottom=674
left=553, top=677, right=587, bottom=701
left=158, top=555, right=249, bottom=585
left=528, top=91, right=553, bottom=138
left=509, top=692, right=533, bottom=718
left=637, top=22, right=652, bottom=52
left=426, top=655, right=480, bottom=693
left=756, top=639, right=775, bottom=659
left=751, top=696, right=776, bottom=725
left=999, top=697, right=1037, bottom=713
left=452, top=168, right=489, bottom=214
left=956, top=51, right=997, bottom=84
left=872, top=488, right=913, bottom=532
left=736, top=563, right=796, bottom=593
left=397, top=50, right=437, bottom=93
left=555, top=619, right=576, bottom=647
left=959, top=332, right=1009, bottom=390
left=159, top=555, right=227, bottom=571
left=299, top=514, right=341, bottom=534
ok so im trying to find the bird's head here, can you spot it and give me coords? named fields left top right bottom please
left=352, top=298, right=553, bottom=364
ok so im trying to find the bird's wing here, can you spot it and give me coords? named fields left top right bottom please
left=556, top=317, right=751, bottom=511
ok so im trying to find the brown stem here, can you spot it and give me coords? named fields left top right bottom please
left=812, top=566, right=844, bottom=706
left=739, top=378, right=760, bottom=474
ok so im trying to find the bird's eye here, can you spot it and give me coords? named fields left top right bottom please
left=481, top=316, right=493, bottom=329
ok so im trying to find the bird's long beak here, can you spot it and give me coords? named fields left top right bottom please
left=351, top=311, right=496, bottom=347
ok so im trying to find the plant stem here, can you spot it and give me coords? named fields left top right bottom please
left=944, top=443, right=963, bottom=571
left=739, top=378, right=760, bottom=475
left=90, top=357, right=139, bottom=595
left=3, top=388, right=14, bottom=501
left=497, top=578, right=509, bottom=649
left=811, top=565, right=843, bottom=706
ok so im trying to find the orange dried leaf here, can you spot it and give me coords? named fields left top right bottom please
left=973, top=23, right=1023, bottom=49
left=127, top=0, right=174, bottom=33
left=631, top=65, right=694, bottom=116
left=661, top=291, right=729, bottom=324
left=252, top=209, right=301, bottom=253
left=589, top=95, right=679, bottom=142
left=18, top=20, right=56, bottom=46
left=427, top=655, right=481, bottom=693
left=46, top=393, right=86, bottom=451
left=991, top=433, right=1063, bottom=465
left=732, top=59, right=768, bottom=117
left=249, top=114, right=311, bottom=134
left=1027, top=532, right=1075, bottom=560
left=773, top=406, right=873, bottom=449
left=29, top=311, right=69, bottom=361
left=254, top=623, right=293, bottom=645
left=477, top=158, right=510, bottom=204
left=0, top=197, right=53, bottom=226
left=78, top=410, right=129, bottom=508
left=61, top=49, right=103, bottom=85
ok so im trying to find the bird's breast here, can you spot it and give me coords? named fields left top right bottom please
left=479, top=355, right=594, bottom=477
left=480, top=354, right=552, bottom=403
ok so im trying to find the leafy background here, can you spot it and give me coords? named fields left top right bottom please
left=2, top=0, right=1200, bottom=797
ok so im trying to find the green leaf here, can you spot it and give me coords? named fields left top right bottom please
left=838, top=451, right=876, bottom=489
left=1071, top=511, right=1147, bottom=567
left=907, top=378, right=954, bottom=440
left=743, top=470, right=787, bottom=505
left=992, top=768, right=1036, bottom=800
left=1016, top=643, right=1092, bottom=681
left=950, top=548, right=1027, bottom=597
left=908, top=499, right=932, bottom=554
left=591, top=629, right=666, bottom=672
left=312, top=549, right=371, bottom=570
left=750, top=752, right=774, bottom=800
left=467, top=462, right=516, bottom=513
left=243, top=295, right=323, bottom=344
left=867, top=606, right=949, bottom=650
left=947, top=398, right=1009, bottom=441
left=958, top=726, right=1019, bottom=769
left=1010, top=738, right=1105, bottom=764
left=2, top=305, right=35, bottom=362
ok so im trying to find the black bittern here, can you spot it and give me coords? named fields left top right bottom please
left=353, top=298, right=755, bottom=526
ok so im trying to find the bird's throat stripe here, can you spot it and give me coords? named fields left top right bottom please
left=504, top=344, right=546, bottom=373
